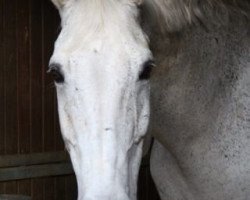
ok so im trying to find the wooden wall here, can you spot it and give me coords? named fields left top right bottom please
left=0, top=0, right=77, bottom=199
left=0, top=0, right=160, bottom=199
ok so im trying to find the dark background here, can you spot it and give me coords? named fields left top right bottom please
left=0, top=0, right=159, bottom=199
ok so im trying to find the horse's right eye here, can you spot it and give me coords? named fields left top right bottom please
left=139, top=60, right=156, bottom=80
left=48, top=64, right=64, bottom=83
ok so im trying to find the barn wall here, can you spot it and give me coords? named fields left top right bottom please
left=0, top=0, right=159, bottom=199
left=0, top=0, right=77, bottom=199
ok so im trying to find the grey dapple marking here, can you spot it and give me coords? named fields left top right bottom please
left=149, top=8, right=250, bottom=200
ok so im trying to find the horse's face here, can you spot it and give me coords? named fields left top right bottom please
left=49, top=0, right=152, bottom=199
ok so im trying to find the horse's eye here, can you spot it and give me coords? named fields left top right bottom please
left=50, top=69, right=64, bottom=83
left=48, top=64, right=64, bottom=83
left=139, top=60, right=156, bottom=80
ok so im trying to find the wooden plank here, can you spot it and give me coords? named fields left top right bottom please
left=55, top=177, right=65, bottom=200
left=0, top=0, right=5, bottom=194
left=42, top=1, right=58, bottom=199
left=0, top=195, right=31, bottom=200
left=17, top=0, right=31, bottom=156
left=65, top=175, right=77, bottom=200
left=0, top=151, right=69, bottom=168
left=30, top=0, right=45, bottom=199
left=16, top=0, right=31, bottom=196
left=0, top=163, right=73, bottom=182
left=3, top=0, right=18, bottom=194
left=3, top=0, right=18, bottom=157
left=43, top=177, right=55, bottom=200
left=30, top=0, right=43, bottom=154
left=31, top=178, right=44, bottom=200
left=0, top=0, right=4, bottom=156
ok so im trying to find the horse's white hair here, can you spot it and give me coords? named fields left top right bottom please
left=53, top=0, right=250, bottom=33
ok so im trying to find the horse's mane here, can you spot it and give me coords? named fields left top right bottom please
left=142, top=0, right=250, bottom=32
left=53, top=0, right=250, bottom=32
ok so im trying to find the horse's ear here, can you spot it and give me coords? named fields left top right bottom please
left=51, top=0, right=69, bottom=10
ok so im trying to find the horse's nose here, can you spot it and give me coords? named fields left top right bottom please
left=82, top=198, right=130, bottom=200
left=82, top=193, right=130, bottom=200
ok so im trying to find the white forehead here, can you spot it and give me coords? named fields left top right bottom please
left=51, top=0, right=150, bottom=67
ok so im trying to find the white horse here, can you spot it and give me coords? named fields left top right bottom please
left=48, top=0, right=250, bottom=200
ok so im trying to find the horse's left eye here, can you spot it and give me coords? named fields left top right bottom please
left=48, top=64, right=64, bottom=83
left=51, top=69, right=64, bottom=83
left=139, top=60, right=156, bottom=80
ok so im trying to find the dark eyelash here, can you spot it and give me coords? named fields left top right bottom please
left=139, top=60, right=155, bottom=80
left=47, top=64, right=65, bottom=84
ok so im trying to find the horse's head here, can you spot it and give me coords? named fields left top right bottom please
left=49, top=0, right=153, bottom=199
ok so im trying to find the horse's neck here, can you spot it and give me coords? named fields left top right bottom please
left=149, top=7, right=249, bottom=65
left=149, top=11, right=250, bottom=148
left=150, top=10, right=250, bottom=94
